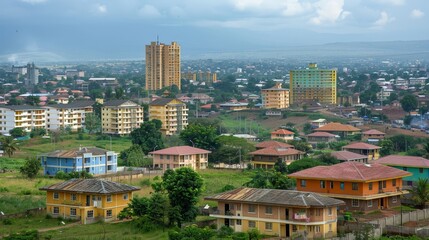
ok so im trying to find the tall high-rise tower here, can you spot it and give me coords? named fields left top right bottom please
left=26, top=62, right=39, bottom=86
left=145, top=41, right=181, bottom=91
left=289, top=63, right=337, bottom=105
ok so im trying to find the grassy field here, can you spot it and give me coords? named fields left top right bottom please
left=0, top=214, right=75, bottom=236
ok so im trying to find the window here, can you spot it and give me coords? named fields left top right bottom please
left=369, top=182, right=373, bottom=191
left=53, top=207, right=59, bottom=215
left=265, top=222, right=272, bottom=231
left=107, top=195, right=112, bottom=202
left=87, top=210, right=94, bottom=218
left=392, top=179, right=396, bottom=187
left=330, top=181, right=334, bottom=189
left=403, top=167, right=408, bottom=171
left=329, top=224, right=332, bottom=232
left=352, top=199, right=359, bottom=207
left=420, top=168, right=424, bottom=174
left=315, top=226, right=321, bottom=233
left=248, top=221, right=256, bottom=228
left=392, top=196, right=397, bottom=203
left=53, top=192, right=59, bottom=200
left=300, top=179, right=307, bottom=187
left=248, top=204, right=256, bottom=213
left=320, top=180, right=326, bottom=189
left=106, top=210, right=112, bottom=218
left=328, top=208, right=332, bottom=216
left=160, top=155, right=164, bottom=159
left=368, top=200, right=373, bottom=207
left=236, top=219, right=242, bottom=225
left=71, top=194, right=77, bottom=201
left=340, top=182, right=345, bottom=190
left=383, top=181, right=387, bottom=188
left=70, top=208, right=76, bottom=216
left=352, top=183, right=359, bottom=191
left=123, top=194, right=128, bottom=200
left=265, top=206, right=272, bottom=214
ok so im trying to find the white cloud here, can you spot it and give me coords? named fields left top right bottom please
left=97, top=4, right=107, bottom=13
left=282, top=0, right=312, bottom=16
left=20, top=0, right=47, bottom=4
left=373, top=11, right=394, bottom=28
left=310, top=0, right=350, bottom=25
left=233, top=0, right=264, bottom=11
left=138, top=4, right=161, bottom=18
left=169, top=6, right=186, bottom=18
left=374, top=0, right=404, bottom=6
left=411, top=9, right=424, bottom=19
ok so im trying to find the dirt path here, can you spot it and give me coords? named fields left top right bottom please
left=38, top=221, right=81, bottom=233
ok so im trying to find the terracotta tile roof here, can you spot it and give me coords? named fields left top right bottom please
left=250, top=146, right=304, bottom=156
left=375, top=155, right=429, bottom=168
left=150, top=146, right=211, bottom=155
left=205, top=187, right=344, bottom=207
left=271, top=129, right=294, bottom=135
left=307, top=132, right=337, bottom=137
left=42, top=147, right=114, bottom=158
left=314, top=122, right=361, bottom=132
left=363, top=129, right=386, bottom=135
left=343, top=142, right=381, bottom=150
left=255, top=141, right=294, bottom=149
left=331, top=151, right=368, bottom=161
left=39, top=179, right=140, bottom=194
left=289, top=161, right=411, bottom=181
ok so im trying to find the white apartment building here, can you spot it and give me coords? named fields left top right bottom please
left=43, top=101, right=94, bottom=132
left=0, top=105, right=46, bottom=135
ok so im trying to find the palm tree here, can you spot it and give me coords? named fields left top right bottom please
left=1, top=136, right=19, bottom=157
left=409, top=178, right=429, bottom=209
left=423, top=142, right=429, bottom=159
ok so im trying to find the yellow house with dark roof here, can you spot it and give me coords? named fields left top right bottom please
left=40, top=179, right=140, bottom=224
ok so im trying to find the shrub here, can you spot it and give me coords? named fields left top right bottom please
left=45, top=214, right=53, bottom=219
left=217, top=226, right=234, bottom=238
left=0, top=187, right=9, bottom=192
left=3, top=218, right=13, bottom=225
left=220, top=184, right=235, bottom=193
left=139, top=179, right=151, bottom=187
left=133, top=216, right=156, bottom=232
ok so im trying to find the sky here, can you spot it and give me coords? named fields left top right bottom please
left=0, top=0, right=428, bottom=62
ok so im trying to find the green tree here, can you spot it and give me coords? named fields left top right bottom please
left=400, top=94, right=418, bottom=114
left=19, top=157, right=41, bottom=179
left=317, top=153, right=339, bottom=165
left=1, top=136, right=19, bottom=157
left=211, top=135, right=255, bottom=163
left=274, top=159, right=287, bottom=174
left=121, top=145, right=152, bottom=167
left=287, top=158, right=324, bottom=174
left=243, top=169, right=295, bottom=189
left=303, top=123, right=312, bottom=135
left=9, top=127, right=26, bottom=138
left=148, top=192, right=169, bottom=227
left=409, top=178, right=429, bottom=209
left=84, top=113, right=100, bottom=134
left=168, top=225, right=215, bottom=240
left=288, top=140, right=311, bottom=152
left=161, top=168, right=204, bottom=227
left=115, top=86, right=125, bottom=99
left=379, top=139, right=394, bottom=156
left=131, top=120, right=164, bottom=155
left=180, top=123, right=219, bottom=152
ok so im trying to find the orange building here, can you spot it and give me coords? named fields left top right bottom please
left=206, top=187, right=344, bottom=239
left=289, top=162, right=411, bottom=212
left=271, top=129, right=294, bottom=141
left=40, top=179, right=140, bottom=224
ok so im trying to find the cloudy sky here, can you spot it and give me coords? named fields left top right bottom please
left=0, top=0, right=428, bottom=62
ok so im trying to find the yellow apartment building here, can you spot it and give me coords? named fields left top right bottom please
left=290, top=63, right=337, bottom=105
left=0, top=105, right=46, bottom=135
left=206, top=188, right=344, bottom=239
left=145, top=41, right=181, bottom=90
left=261, top=83, right=290, bottom=109
left=101, top=100, right=144, bottom=135
left=39, top=179, right=140, bottom=224
left=150, top=146, right=210, bottom=171
left=149, top=98, right=188, bottom=136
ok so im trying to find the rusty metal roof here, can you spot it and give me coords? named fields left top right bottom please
left=39, top=178, right=140, bottom=194
left=41, top=147, right=114, bottom=158
left=205, top=187, right=344, bottom=207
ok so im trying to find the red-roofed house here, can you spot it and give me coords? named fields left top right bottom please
left=342, top=142, right=381, bottom=161
left=331, top=151, right=369, bottom=163
left=255, top=141, right=294, bottom=150
left=306, top=132, right=337, bottom=147
left=150, top=146, right=211, bottom=171
left=250, top=147, right=305, bottom=168
left=271, top=129, right=294, bottom=141
left=314, top=122, right=361, bottom=138
left=362, top=129, right=385, bottom=144
left=289, top=161, right=411, bottom=212
left=375, top=155, right=429, bottom=186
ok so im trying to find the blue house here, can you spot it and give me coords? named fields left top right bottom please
left=375, top=155, right=429, bottom=186
left=41, top=147, right=118, bottom=176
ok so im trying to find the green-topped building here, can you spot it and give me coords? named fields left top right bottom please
left=290, top=63, right=337, bottom=105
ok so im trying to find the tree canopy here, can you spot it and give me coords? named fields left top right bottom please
left=1, top=136, right=19, bottom=157
left=400, top=94, right=418, bottom=114
left=131, top=120, right=164, bottom=155
left=179, top=123, right=219, bottom=152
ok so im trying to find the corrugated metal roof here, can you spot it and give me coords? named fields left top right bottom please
left=41, top=147, right=113, bottom=158
left=39, top=178, right=140, bottom=194
left=205, top=187, right=344, bottom=207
